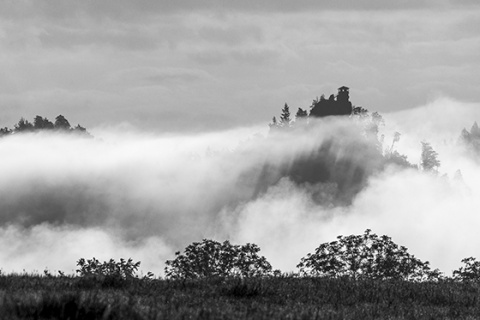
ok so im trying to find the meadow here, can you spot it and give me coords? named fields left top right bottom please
left=1, top=274, right=480, bottom=319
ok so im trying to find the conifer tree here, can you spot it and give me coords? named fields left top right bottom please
left=295, top=108, right=308, bottom=120
left=54, top=115, right=71, bottom=130
left=280, top=103, right=291, bottom=128
left=14, top=117, right=34, bottom=132
left=269, top=116, right=280, bottom=131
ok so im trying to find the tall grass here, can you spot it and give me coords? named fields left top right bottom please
left=1, top=274, right=480, bottom=319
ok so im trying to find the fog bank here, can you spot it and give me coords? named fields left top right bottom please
left=0, top=98, right=479, bottom=275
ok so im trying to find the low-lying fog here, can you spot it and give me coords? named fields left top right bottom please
left=1, top=97, right=480, bottom=276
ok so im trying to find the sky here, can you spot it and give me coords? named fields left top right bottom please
left=0, top=0, right=479, bottom=132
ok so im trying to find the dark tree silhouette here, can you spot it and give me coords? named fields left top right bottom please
left=165, top=239, right=273, bottom=279
left=453, top=257, right=480, bottom=281
left=280, top=103, right=291, bottom=128
left=76, top=257, right=141, bottom=280
left=14, top=117, right=34, bottom=133
left=34, top=116, right=54, bottom=130
left=54, top=115, right=71, bottom=130
left=310, top=87, right=353, bottom=118
left=352, top=106, right=369, bottom=117
left=297, top=229, right=441, bottom=281
left=0, top=115, right=91, bottom=138
left=295, top=108, right=308, bottom=120
left=0, top=127, right=12, bottom=136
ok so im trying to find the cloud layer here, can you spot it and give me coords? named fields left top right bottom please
left=0, top=98, right=480, bottom=276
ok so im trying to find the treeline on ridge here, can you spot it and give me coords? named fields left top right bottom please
left=0, top=115, right=91, bottom=137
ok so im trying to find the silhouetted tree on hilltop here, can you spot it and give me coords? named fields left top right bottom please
left=14, top=117, right=34, bottom=133
left=270, top=87, right=370, bottom=131
left=0, top=115, right=91, bottom=138
left=279, top=103, right=291, bottom=129
left=269, top=87, right=359, bottom=132
left=54, top=115, right=71, bottom=131
left=34, top=116, right=54, bottom=130
left=352, top=106, right=369, bottom=117
left=295, top=108, right=308, bottom=120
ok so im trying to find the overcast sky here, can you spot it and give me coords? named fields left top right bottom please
left=1, top=0, right=479, bottom=132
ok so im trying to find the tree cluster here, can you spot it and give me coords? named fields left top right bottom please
left=459, top=122, right=480, bottom=155
left=0, top=115, right=90, bottom=137
left=268, top=87, right=443, bottom=174
left=164, top=231, right=480, bottom=282
left=164, top=239, right=273, bottom=279
left=297, top=229, right=440, bottom=281
left=270, top=87, right=354, bottom=131
left=453, top=257, right=480, bottom=281
left=269, top=89, right=389, bottom=153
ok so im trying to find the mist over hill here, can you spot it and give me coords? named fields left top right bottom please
left=1, top=96, right=480, bottom=275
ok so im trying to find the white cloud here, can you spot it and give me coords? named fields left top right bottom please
left=1, top=99, right=479, bottom=276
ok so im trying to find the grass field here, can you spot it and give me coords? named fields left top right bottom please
left=1, top=274, right=480, bottom=319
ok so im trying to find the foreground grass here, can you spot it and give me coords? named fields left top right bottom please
left=1, top=274, right=480, bottom=319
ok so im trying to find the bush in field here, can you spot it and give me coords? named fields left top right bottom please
left=164, top=239, right=273, bottom=279
left=453, top=257, right=480, bottom=281
left=297, top=229, right=441, bottom=281
left=76, top=257, right=142, bottom=280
